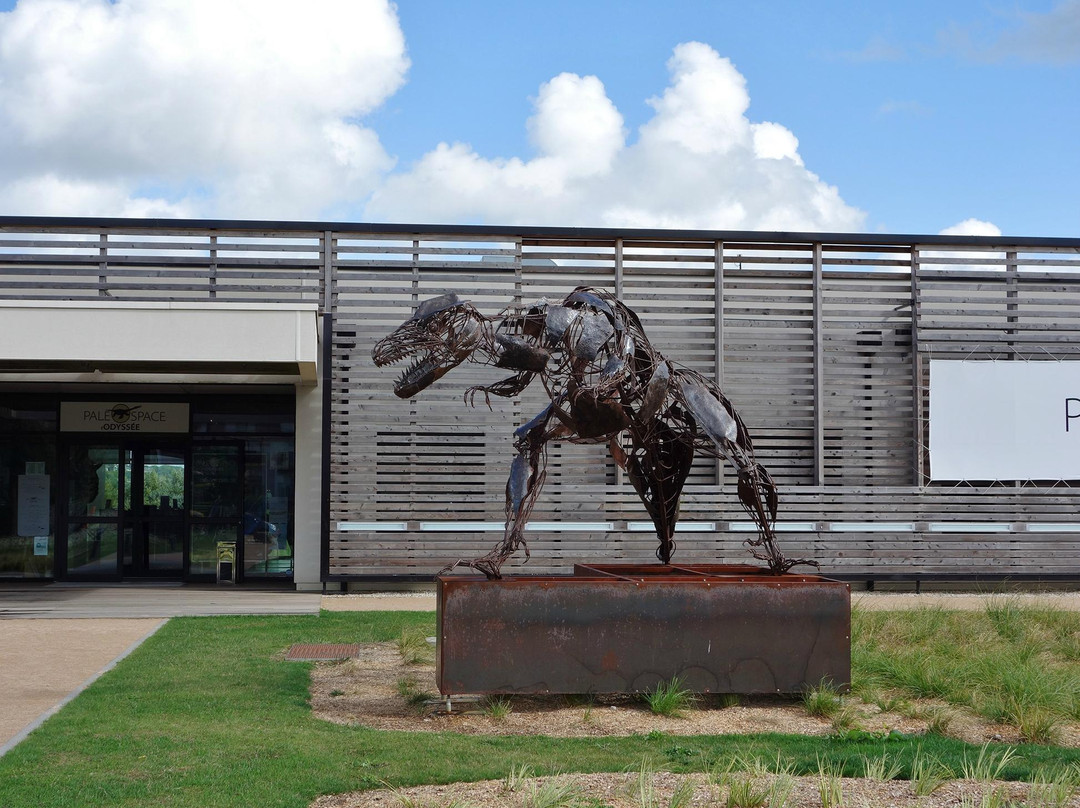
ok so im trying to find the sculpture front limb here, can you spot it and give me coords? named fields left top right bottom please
left=442, top=404, right=564, bottom=579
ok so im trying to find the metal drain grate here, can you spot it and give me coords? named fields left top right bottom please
left=285, top=643, right=360, bottom=661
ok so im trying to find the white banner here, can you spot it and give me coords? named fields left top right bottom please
left=930, top=360, right=1080, bottom=480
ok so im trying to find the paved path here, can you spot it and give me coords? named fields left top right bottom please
left=0, top=618, right=163, bottom=755
left=321, top=592, right=437, bottom=611
left=318, top=590, right=1080, bottom=612
left=852, top=591, right=1080, bottom=611
left=0, top=584, right=321, bottom=755
left=0, top=584, right=322, bottom=618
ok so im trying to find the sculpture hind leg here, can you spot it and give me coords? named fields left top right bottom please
left=674, top=369, right=818, bottom=574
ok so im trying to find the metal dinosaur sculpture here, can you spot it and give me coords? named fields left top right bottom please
left=372, top=287, right=816, bottom=580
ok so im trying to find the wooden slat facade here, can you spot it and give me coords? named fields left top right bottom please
left=3, top=218, right=1080, bottom=581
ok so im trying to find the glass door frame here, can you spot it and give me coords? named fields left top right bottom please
left=59, top=436, right=190, bottom=581
left=59, top=437, right=125, bottom=581
left=123, top=441, right=189, bottom=578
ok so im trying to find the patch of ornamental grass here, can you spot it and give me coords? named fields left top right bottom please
left=642, top=677, right=697, bottom=718
left=723, top=774, right=769, bottom=808
left=396, top=676, right=435, bottom=711
left=815, top=758, right=844, bottom=808
left=861, top=751, right=903, bottom=782
left=801, top=681, right=844, bottom=718
left=396, top=626, right=435, bottom=666
left=1028, top=765, right=1080, bottom=808
left=909, top=747, right=953, bottom=797
left=960, top=742, right=1019, bottom=782
left=502, top=763, right=534, bottom=794
left=389, top=786, right=476, bottom=808
left=483, top=696, right=514, bottom=721
left=851, top=602, right=1080, bottom=744
left=630, top=757, right=697, bottom=808
left=522, top=776, right=582, bottom=808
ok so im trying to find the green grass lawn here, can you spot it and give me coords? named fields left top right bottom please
left=0, top=608, right=1078, bottom=808
left=853, top=600, right=1080, bottom=744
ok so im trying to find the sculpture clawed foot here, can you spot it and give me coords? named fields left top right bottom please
left=437, top=557, right=503, bottom=580
left=748, top=544, right=821, bottom=575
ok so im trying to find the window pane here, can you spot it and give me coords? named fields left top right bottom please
left=191, top=445, right=241, bottom=518
left=67, top=522, right=118, bottom=576
left=68, top=446, right=121, bottom=517
left=243, top=437, right=294, bottom=576
left=147, top=523, right=183, bottom=572
left=0, top=396, right=57, bottom=433
left=190, top=524, right=237, bottom=577
left=0, top=435, right=56, bottom=578
left=142, top=449, right=185, bottom=512
left=193, top=412, right=294, bottom=435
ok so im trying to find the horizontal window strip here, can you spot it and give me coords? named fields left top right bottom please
left=337, top=520, right=1080, bottom=533
left=927, top=522, right=1012, bottom=533
left=336, top=521, right=617, bottom=532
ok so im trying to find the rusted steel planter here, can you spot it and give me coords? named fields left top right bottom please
left=436, top=564, right=850, bottom=695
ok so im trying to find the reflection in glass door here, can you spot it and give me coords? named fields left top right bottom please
left=65, top=444, right=122, bottom=577
left=123, top=446, right=186, bottom=576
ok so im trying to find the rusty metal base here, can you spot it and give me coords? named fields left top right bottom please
left=436, top=564, right=850, bottom=696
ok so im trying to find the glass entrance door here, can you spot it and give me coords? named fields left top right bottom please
left=122, top=446, right=186, bottom=576
left=65, top=444, right=123, bottom=578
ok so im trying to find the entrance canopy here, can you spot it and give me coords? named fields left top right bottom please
left=0, top=301, right=319, bottom=384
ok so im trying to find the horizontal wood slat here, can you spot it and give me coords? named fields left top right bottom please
left=2, top=220, right=1079, bottom=579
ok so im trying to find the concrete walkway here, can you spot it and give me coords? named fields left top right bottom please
left=319, top=590, right=1080, bottom=612
left=0, top=583, right=322, bottom=618
left=0, top=583, right=322, bottom=755
left=853, top=591, right=1080, bottom=611
left=0, top=618, right=163, bottom=755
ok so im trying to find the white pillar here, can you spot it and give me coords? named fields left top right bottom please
left=293, top=377, right=323, bottom=589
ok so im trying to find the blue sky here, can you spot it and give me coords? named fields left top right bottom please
left=0, top=0, right=1077, bottom=237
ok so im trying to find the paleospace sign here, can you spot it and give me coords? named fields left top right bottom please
left=60, top=402, right=190, bottom=434
left=930, top=360, right=1080, bottom=481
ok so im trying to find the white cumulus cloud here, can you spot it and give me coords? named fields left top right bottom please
left=0, top=10, right=864, bottom=234
left=527, top=73, right=625, bottom=177
left=368, top=42, right=865, bottom=232
left=0, top=0, right=408, bottom=218
left=928, top=218, right=1005, bottom=269
left=939, top=218, right=1002, bottom=237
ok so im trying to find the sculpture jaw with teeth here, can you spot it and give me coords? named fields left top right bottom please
left=371, top=293, right=487, bottom=399
left=372, top=286, right=817, bottom=580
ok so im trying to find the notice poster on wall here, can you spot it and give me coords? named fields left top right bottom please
left=17, top=473, right=50, bottom=537
left=930, top=360, right=1080, bottom=480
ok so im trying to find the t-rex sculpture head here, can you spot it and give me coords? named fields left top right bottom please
left=371, top=293, right=485, bottom=398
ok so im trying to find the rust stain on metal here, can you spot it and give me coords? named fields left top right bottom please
left=437, top=565, right=850, bottom=696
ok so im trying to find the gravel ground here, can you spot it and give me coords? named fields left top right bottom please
left=313, top=770, right=1079, bottom=808
left=308, top=642, right=1080, bottom=808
